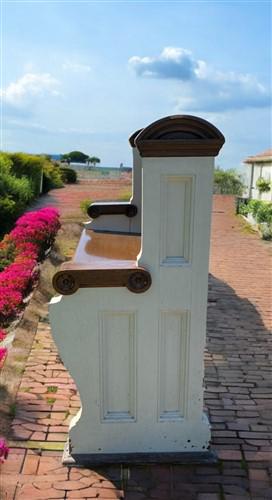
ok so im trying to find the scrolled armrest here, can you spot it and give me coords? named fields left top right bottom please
left=53, top=265, right=151, bottom=295
left=87, top=202, right=137, bottom=219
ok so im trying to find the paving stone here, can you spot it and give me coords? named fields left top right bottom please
left=217, top=450, right=243, bottom=461
left=23, top=422, right=48, bottom=432
left=31, top=431, right=47, bottom=440
left=66, top=487, right=101, bottom=498
left=54, top=480, right=88, bottom=490
left=12, top=427, right=33, bottom=440
left=244, top=451, right=272, bottom=461
left=17, top=483, right=65, bottom=498
left=3, top=194, right=272, bottom=499
left=197, top=495, right=220, bottom=500
left=47, top=432, right=68, bottom=441
left=22, top=453, right=40, bottom=475
left=1, top=451, right=26, bottom=474
left=249, top=469, right=269, bottom=481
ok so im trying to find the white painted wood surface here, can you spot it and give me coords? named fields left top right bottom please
left=50, top=154, right=214, bottom=456
left=84, top=146, right=142, bottom=233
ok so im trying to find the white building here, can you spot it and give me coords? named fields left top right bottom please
left=244, top=148, right=272, bottom=201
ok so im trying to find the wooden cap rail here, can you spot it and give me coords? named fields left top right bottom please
left=88, top=202, right=137, bottom=219
left=53, top=266, right=151, bottom=295
left=129, top=128, right=143, bottom=148
left=135, top=115, right=225, bottom=157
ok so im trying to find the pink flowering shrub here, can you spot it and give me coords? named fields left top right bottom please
left=0, top=329, right=6, bottom=341
left=10, top=207, right=60, bottom=257
left=0, top=207, right=60, bottom=324
left=0, top=288, right=23, bottom=321
left=0, top=347, right=7, bottom=364
left=0, top=438, right=9, bottom=463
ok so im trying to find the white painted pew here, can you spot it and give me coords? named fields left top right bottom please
left=50, top=115, right=224, bottom=465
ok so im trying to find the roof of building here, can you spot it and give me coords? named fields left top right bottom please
left=244, top=148, right=272, bottom=164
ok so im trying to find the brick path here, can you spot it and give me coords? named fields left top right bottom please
left=1, top=194, right=271, bottom=499
left=29, top=177, right=131, bottom=219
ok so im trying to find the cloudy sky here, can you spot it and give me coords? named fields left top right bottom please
left=1, top=0, right=271, bottom=170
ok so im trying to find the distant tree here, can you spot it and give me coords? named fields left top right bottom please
left=213, top=167, right=245, bottom=196
left=88, top=156, right=101, bottom=168
left=61, top=151, right=89, bottom=164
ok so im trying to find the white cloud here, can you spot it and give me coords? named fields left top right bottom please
left=62, top=60, right=91, bottom=73
left=129, top=47, right=196, bottom=80
left=129, top=47, right=270, bottom=112
left=1, top=73, right=60, bottom=106
left=6, top=119, right=96, bottom=136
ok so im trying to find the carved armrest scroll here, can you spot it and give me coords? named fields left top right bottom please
left=53, top=267, right=151, bottom=295
left=88, top=203, right=137, bottom=219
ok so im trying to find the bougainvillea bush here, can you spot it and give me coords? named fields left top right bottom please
left=0, top=207, right=60, bottom=325
left=0, top=346, right=7, bottom=365
left=0, top=438, right=9, bottom=463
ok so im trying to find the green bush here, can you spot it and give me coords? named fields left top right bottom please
left=239, top=199, right=272, bottom=239
left=7, top=152, right=63, bottom=195
left=213, top=167, right=245, bottom=196
left=238, top=202, right=250, bottom=216
left=42, top=161, right=63, bottom=193
left=60, top=167, right=77, bottom=183
left=0, top=153, right=34, bottom=235
left=256, top=177, right=271, bottom=193
left=8, top=152, right=43, bottom=197
left=255, top=203, right=272, bottom=224
left=80, top=198, right=92, bottom=215
left=118, top=190, right=132, bottom=201
left=247, top=199, right=263, bottom=218
left=0, top=197, right=17, bottom=235
left=0, top=152, right=63, bottom=237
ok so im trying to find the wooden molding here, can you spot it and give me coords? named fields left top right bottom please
left=129, top=128, right=143, bottom=148
left=53, top=272, right=79, bottom=295
left=135, top=115, right=225, bottom=157
left=88, top=203, right=137, bottom=219
left=53, top=266, right=151, bottom=295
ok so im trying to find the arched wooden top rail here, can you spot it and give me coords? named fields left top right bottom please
left=135, top=115, right=225, bottom=157
left=128, top=128, right=143, bottom=148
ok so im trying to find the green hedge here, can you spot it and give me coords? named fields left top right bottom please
left=0, top=152, right=63, bottom=238
left=42, top=161, right=63, bottom=193
left=0, top=153, right=34, bottom=235
left=60, top=167, right=77, bottom=183
left=238, top=198, right=272, bottom=240
left=238, top=199, right=272, bottom=223
left=9, top=152, right=43, bottom=197
left=8, top=153, right=63, bottom=195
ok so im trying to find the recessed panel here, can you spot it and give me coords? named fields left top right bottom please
left=158, top=311, right=189, bottom=421
left=99, top=311, right=136, bottom=422
left=160, top=176, right=193, bottom=265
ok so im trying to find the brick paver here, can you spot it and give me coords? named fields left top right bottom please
left=29, top=177, right=132, bottom=219
left=1, top=195, right=271, bottom=499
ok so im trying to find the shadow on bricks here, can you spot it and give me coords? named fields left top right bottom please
left=1, top=273, right=271, bottom=500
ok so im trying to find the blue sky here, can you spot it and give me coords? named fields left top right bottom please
left=1, top=0, right=271, bottom=171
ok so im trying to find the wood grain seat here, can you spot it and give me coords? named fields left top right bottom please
left=53, top=230, right=151, bottom=295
